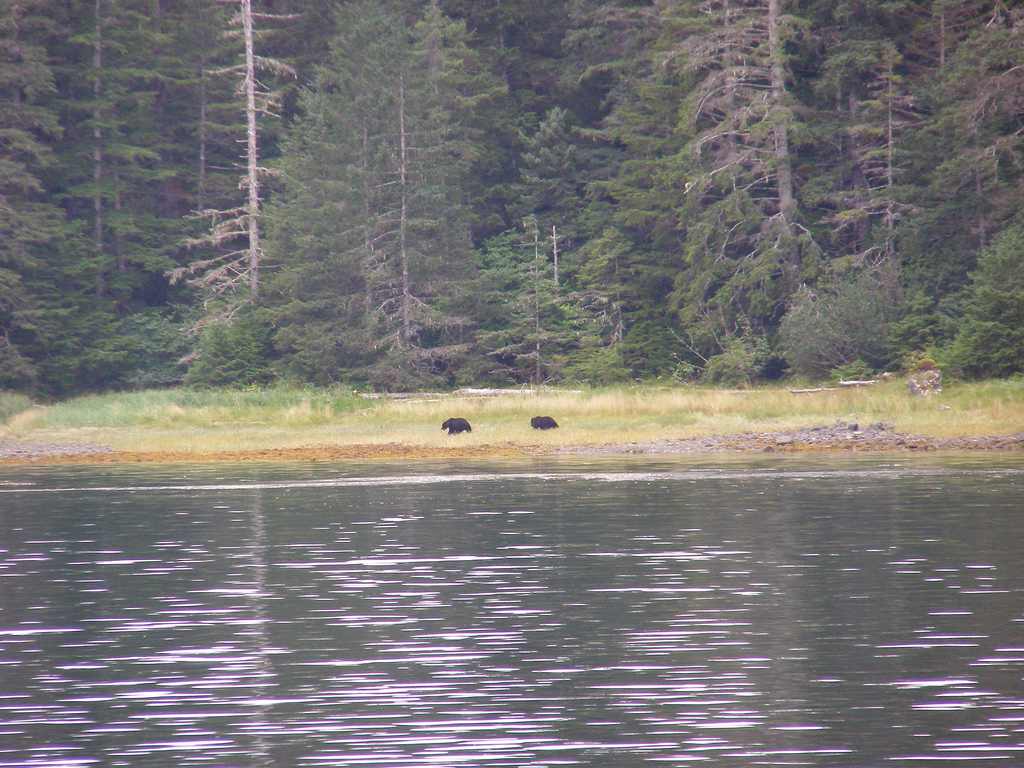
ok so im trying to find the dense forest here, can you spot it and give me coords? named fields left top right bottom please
left=1, top=0, right=1022, bottom=394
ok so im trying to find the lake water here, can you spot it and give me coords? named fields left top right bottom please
left=1, top=456, right=1022, bottom=767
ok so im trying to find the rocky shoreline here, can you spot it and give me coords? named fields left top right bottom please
left=1, top=422, right=1022, bottom=464
left=557, top=421, right=1024, bottom=456
left=0, top=440, right=114, bottom=461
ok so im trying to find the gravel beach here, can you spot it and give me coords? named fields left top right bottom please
left=557, top=421, right=1024, bottom=455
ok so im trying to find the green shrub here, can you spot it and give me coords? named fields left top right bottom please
left=703, top=334, right=769, bottom=387
left=906, top=353, right=938, bottom=372
left=671, top=360, right=702, bottom=383
left=560, top=345, right=630, bottom=385
left=116, top=310, right=192, bottom=389
left=888, top=291, right=959, bottom=360
left=779, top=270, right=901, bottom=378
left=829, top=359, right=874, bottom=382
left=620, top=320, right=679, bottom=378
left=0, top=343, right=37, bottom=390
left=184, top=313, right=275, bottom=388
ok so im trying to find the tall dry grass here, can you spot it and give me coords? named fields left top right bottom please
left=375, top=381, right=1020, bottom=446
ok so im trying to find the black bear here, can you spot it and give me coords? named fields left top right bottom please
left=442, top=417, right=472, bottom=434
left=530, top=416, right=559, bottom=430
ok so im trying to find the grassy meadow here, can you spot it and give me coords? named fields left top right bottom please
left=2, top=379, right=1023, bottom=458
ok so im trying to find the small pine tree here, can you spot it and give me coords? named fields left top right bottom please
left=184, top=312, right=274, bottom=387
left=948, top=224, right=1024, bottom=378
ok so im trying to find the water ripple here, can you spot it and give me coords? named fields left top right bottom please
left=0, top=461, right=1022, bottom=765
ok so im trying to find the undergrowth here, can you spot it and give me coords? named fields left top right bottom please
left=0, top=392, right=33, bottom=426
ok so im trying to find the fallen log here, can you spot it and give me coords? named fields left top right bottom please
left=454, top=388, right=536, bottom=396
left=358, top=392, right=447, bottom=400
left=789, top=387, right=839, bottom=394
left=838, top=379, right=879, bottom=387
left=359, top=387, right=581, bottom=400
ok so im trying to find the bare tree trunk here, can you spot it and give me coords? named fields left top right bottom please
left=197, top=55, right=208, bottom=210
left=550, top=224, right=560, bottom=291
left=398, top=73, right=411, bottom=347
left=612, top=249, right=623, bottom=344
left=938, top=8, right=946, bottom=68
left=886, top=65, right=894, bottom=192
left=361, top=122, right=373, bottom=314
left=241, top=0, right=261, bottom=299
left=972, top=125, right=986, bottom=248
left=723, top=0, right=738, bottom=167
left=884, top=62, right=895, bottom=254
left=767, top=0, right=794, bottom=220
left=114, top=168, right=125, bottom=272
left=532, top=222, right=541, bottom=385
left=975, top=167, right=986, bottom=248
left=93, top=0, right=105, bottom=296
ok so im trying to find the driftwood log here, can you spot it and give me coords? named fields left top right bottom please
left=359, top=388, right=582, bottom=400
left=789, top=379, right=879, bottom=394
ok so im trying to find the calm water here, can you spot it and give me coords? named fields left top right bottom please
left=0, top=457, right=1022, bottom=767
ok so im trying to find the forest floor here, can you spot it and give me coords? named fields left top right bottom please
left=2, top=381, right=1023, bottom=465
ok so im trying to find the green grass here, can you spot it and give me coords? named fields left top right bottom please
left=23, top=385, right=367, bottom=430
left=0, top=391, right=33, bottom=424
left=4, top=379, right=1023, bottom=456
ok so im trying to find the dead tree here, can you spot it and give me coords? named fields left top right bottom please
left=169, top=0, right=295, bottom=312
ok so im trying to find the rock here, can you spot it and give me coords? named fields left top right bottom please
left=908, top=368, right=942, bottom=397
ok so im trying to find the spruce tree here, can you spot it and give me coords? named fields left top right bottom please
left=662, top=0, right=821, bottom=354
left=475, top=222, right=601, bottom=384
left=0, top=0, right=65, bottom=388
left=910, top=5, right=1023, bottom=289
left=57, top=0, right=178, bottom=303
left=266, top=0, right=498, bottom=387
left=949, top=221, right=1024, bottom=378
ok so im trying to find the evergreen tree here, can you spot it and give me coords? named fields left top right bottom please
left=266, top=0, right=499, bottom=387
left=0, top=0, right=1020, bottom=392
left=58, top=0, right=177, bottom=303
left=0, top=0, right=65, bottom=388
left=908, top=4, right=1023, bottom=292
left=475, top=222, right=604, bottom=384
left=662, top=0, right=821, bottom=354
left=519, top=107, right=587, bottom=249
left=163, top=0, right=240, bottom=217
left=440, top=0, right=570, bottom=237
left=949, top=221, right=1024, bottom=378
left=812, top=35, right=918, bottom=263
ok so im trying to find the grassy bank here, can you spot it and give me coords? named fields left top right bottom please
left=0, top=392, right=33, bottom=425
left=2, top=379, right=1023, bottom=458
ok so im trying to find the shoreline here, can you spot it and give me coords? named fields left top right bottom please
left=2, top=422, right=1022, bottom=465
